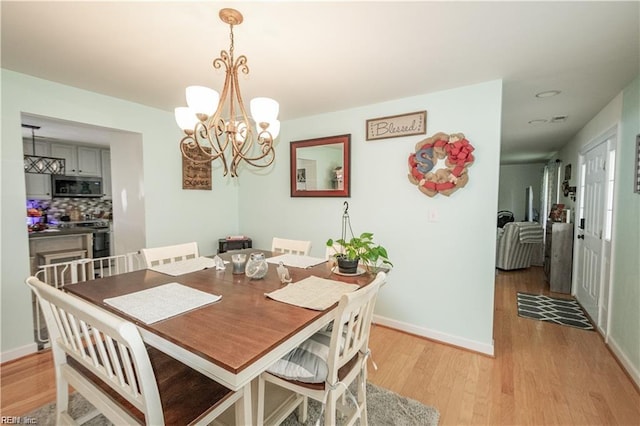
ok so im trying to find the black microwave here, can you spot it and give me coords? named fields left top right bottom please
left=51, top=175, right=103, bottom=198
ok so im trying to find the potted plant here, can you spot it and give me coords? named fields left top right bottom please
left=326, top=202, right=392, bottom=274
left=326, top=232, right=392, bottom=274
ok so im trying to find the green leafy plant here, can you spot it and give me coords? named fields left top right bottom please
left=326, top=232, right=393, bottom=270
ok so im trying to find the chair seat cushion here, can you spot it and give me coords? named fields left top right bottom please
left=267, top=327, right=341, bottom=383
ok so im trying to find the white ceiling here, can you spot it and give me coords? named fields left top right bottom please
left=3, top=1, right=638, bottom=164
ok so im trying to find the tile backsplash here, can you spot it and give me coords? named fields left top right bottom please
left=27, top=198, right=113, bottom=222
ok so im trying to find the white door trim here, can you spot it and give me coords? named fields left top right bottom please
left=573, top=124, right=619, bottom=338
left=581, top=125, right=618, bottom=153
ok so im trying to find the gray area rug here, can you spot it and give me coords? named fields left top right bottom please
left=517, top=292, right=594, bottom=330
left=24, top=382, right=439, bottom=425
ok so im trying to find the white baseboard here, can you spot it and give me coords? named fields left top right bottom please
left=0, top=342, right=38, bottom=364
left=373, top=314, right=495, bottom=356
left=607, top=335, right=640, bottom=389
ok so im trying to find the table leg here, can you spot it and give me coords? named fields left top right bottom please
left=236, top=383, right=253, bottom=425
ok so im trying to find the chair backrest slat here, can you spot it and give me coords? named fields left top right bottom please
left=69, top=313, right=85, bottom=354
left=59, top=308, right=78, bottom=351
left=141, top=242, right=199, bottom=268
left=94, top=329, right=115, bottom=379
left=120, top=341, right=139, bottom=394
left=105, top=335, right=126, bottom=386
left=80, top=320, right=100, bottom=366
left=271, top=237, right=312, bottom=256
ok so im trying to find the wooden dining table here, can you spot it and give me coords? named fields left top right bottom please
left=63, top=249, right=377, bottom=424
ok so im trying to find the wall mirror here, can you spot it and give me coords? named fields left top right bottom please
left=290, top=134, right=350, bottom=197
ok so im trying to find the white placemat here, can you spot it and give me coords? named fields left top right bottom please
left=266, top=254, right=327, bottom=269
left=104, top=282, right=221, bottom=324
left=149, top=257, right=221, bottom=276
left=265, top=275, right=359, bottom=311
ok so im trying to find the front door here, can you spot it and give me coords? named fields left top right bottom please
left=575, top=141, right=607, bottom=322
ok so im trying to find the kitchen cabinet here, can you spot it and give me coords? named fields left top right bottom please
left=51, top=143, right=101, bottom=176
left=101, top=149, right=112, bottom=199
left=78, top=146, right=101, bottom=176
left=23, top=140, right=52, bottom=199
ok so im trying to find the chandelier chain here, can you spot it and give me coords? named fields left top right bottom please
left=229, top=23, right=235, bottom=58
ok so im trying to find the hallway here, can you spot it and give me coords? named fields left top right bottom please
left=367, top=266, right=640, bottom=425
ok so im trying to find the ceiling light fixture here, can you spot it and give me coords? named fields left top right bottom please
left=175, top=8, right=279, bottom=177
left=535, top=90, right=561, bottom=98
left=22, top=124, right=66, bottom=175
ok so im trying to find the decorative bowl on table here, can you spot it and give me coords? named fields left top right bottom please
left=245, top=252, right=268, bottom=279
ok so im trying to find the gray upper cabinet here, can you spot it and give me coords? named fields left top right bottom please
left=24, top=141, right=110, bottom=199
left=24, top=140, right=52, bottom=199
left=101, top=149, right=112, bottom=199
left=51, top=143, right=101, bottom=176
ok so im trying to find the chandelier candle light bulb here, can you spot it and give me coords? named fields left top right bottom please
left=175, top=8, right=279, bottom=177
left=186, top=86, right=219, bottom=118
left=174, top=107, right=198, bottom=135
left=250, top=97, right=279, bottom=125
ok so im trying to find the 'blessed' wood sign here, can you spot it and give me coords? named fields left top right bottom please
left=366, top=111, right=427, bottom=141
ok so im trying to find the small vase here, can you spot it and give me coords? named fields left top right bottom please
left=337, top=255, right=359, bottom=274
left=245, top=252, right=268, bottom=279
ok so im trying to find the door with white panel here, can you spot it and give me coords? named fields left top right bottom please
left=575, top=141, right=608, bottom=323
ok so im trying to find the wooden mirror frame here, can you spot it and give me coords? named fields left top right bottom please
left=290, top=134, right=351, bottom=197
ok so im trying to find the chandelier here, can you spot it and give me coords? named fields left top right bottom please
left=175, top=8, right=280, bottom=177
left=23, top=124, right=66, bottom=175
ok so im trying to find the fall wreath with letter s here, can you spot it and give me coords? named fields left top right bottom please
left=407, top=132, right=475, bottom=197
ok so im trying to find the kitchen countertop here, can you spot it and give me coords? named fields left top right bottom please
left=28, top=228, right=94, bottom=239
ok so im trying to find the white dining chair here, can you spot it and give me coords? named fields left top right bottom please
left=325, top=242, right=345, bottom=270
left=271, top=237, right=312, bottom=256
left=141, top=241, right=199, bottom=268
left=26, top=276, right=245, bottom=425
left=256, top=271, right=386, bottom=426
left=325, top=241, right=345, bottom=259
left=33, top=253, right=144, bottom=346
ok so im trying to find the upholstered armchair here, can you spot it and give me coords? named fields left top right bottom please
left=496, top=222, right=544, bottom=270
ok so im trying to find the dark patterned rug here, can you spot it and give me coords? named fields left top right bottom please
left=517, top=292, right=594, bottom=330
left=23, top=382, right=439, bottom=425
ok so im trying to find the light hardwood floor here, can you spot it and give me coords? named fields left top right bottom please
left=367, top=267, right=640, bottom=425
left=1, top=266, right=639, bottom=424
